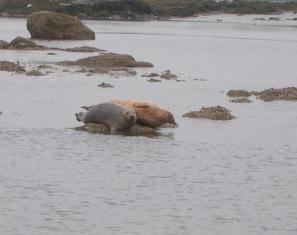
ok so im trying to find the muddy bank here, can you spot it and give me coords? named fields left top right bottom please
left=183, top=106, right=235, bottom=121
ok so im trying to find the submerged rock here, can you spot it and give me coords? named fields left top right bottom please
left=230, top=98, right=252, bottom=103
left=142, top=72, right=160, bottom=78
left=183, top=106, right=235, bottom=121
left=98, top=82, right=114, bottom=88
left=227, top=89, right=251, bottom=97
left=0, top=40, right=9, bottom=49
left=25, top=70, right=44, bottom=76
left=160, top=70, right=177, bottom=80
left=0, top=61, right=25, bottom=73
left=57, top=53, right=153, bottom=68
left=27, top=11, right=95, bottom=40
left=147, top=78, right=161, bottom=82
left=257, top=87, right=297, bottom=102
left=64, top=46, right=102, bottom=53
left=47, top=52, right=57, bottom=55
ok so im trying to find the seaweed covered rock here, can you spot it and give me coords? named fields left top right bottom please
left=27, top=11, right=95, bottom=40
left=0, top=61, right=25, bottom=73
left=256, top=87, right=297, bottom=102
left=183, top=106, right=235, bottom=120
left=57, top=53, right=153, bottom=68
left=230, top=98, right=252, bottom=103
left=25, top=70, right=44, bottom=76
left=227, top=89, right=251, bottom=97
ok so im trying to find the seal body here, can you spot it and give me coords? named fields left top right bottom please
left=76, top=102, right=136, bottom=133
left=112, top=100, right=176, bottom=128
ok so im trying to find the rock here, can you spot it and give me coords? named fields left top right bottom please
left=160, top=70, right=177, bottom=80
left=227, top=89, right=251, bottom=97
left=37, top=64, right=52, bottom=69
left=112, top=100, right=176, bottom=128
left=47, top=52, right=57, bottom=55
left=183, top=106, right=235, bottom=121
left=56, top=53, right=153, bottom=73
left=256, top=87, right=297, bottom=102
left=57, top=53, right=153, bottom=68
left=27, top=11, right=95, bottom=40
left=230, top=98, right=252, bottom=103
left=73, top=123, right=159, bottom=137
left=64, top=46, right=102, bottom=53
left=147, top=78, right=161, bottom=82
left=98, top=82, right=114, bottom=88
left=9, top=37, right=44, bottom=50
left=0, top=61, right=25, bottom=73
left=142, top=72, right=160, bottom=77
left=25, top=70, right=44, bottom=76
left=0, top=40, right=9, bottom=49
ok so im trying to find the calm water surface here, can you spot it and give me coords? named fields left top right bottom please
left=0, top=17, right=297, bottom=235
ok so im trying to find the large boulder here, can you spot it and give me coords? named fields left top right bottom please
left=27, top=11, right=95, bottom=40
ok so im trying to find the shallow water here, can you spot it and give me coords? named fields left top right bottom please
left=0, top=17, right=297, bottom=235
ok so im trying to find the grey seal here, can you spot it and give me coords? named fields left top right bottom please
left=75, top=102, right=137, bottom=133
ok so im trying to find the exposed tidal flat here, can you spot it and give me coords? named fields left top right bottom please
left=1, top=16, right=297, bottom=235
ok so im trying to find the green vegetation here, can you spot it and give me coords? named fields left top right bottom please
left=1, top=0, right=297, bottom=19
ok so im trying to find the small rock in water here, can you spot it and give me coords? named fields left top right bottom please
left=257, top=87, right=297, bottom=102
left=37, top=64, right=52, bottom=70
left=183, top=106, right=235, bottom=120
left=47, top=52, right=56, bottom=55
left=230, top=98, right=252, bottom=103
left=98, top=82, right=114, bottom=88
left=25, top=70, right=44, bottom=76
left=227, top=89, right=251, bottom=97
left=160, top=70, right=177, bottom=80
left=147, top=78, right=161, bottom=82
left=142, top=72, right=160, bottom=78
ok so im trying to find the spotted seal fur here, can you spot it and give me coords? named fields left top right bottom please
left=75, top=102, right=136, bottom=133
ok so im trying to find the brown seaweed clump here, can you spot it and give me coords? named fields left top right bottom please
left=227, top=89, right=251, bottom=97
left=183, top=106, right=235, bottom=120
left=256, top=87, right=297, bottom=102
left=9, top=37, right=45, bottom=50
left=0, top=61, right=25, bottom=73
left=0, top=40, right=9, bottom=49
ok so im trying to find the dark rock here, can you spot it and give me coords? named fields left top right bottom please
left=27, top=11, right=95, bottom=40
